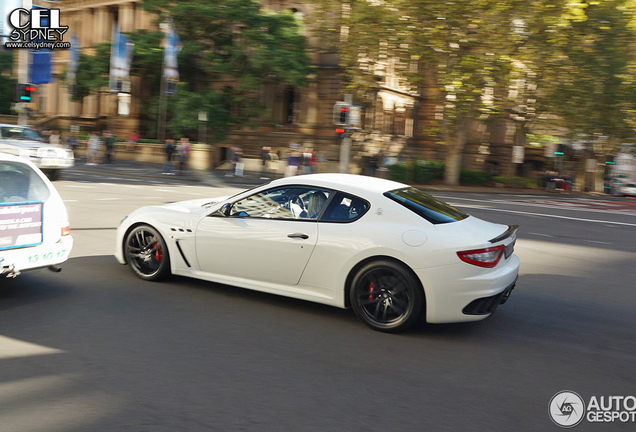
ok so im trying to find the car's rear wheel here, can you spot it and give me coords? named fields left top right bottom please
left=125, top=225, right=171, bottom=281
left=43, top=169, right=61, bottom=181
left=350, top=260, right=423, bottom=332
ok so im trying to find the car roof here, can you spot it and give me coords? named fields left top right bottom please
left=0, top=124, right=30, bottom=128
left=269, top=173, right=408, bottom=196
left=0, top=152, right=31, bottom=163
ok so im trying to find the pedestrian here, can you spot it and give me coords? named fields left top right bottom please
left=261, top=146, right=271, bottom=173
left=103, top=130, right=115, bottom=164
left=317, top=150, right=327, bottom=173
left=233, top=145, right=244, bottom=177
left=177, top=137, right=191, bottom=175
left=163, top=139, right=176, bottom=175
left=49, top=130, right=60, bottom=145
left=285, top=150, right=299, bottom=177
left=267, top=148, right=279, bottom=174
left=127, top=130, right=139, bottom=151
left=68, top=132, right=79, bottom=160
left=86, top=131, right=101, bottom=165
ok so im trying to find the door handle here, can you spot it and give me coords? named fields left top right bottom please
left=287, top=233, right=309, bottom=240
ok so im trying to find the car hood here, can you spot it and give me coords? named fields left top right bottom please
left=434, top=215, right=510, bottom=245
left=0, top=138, right=49, bottom=149
left=161, top=196, right=230, bottom=213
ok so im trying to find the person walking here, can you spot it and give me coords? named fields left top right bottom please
left=86, top=131, right=101, bottom=165
left=233, top=145, right=244, bottom=177
left=176, top=137, right=191, bottom=175
left=163, top=139, right=176, bottom=175
left=103, top=130, right=115, bottom=164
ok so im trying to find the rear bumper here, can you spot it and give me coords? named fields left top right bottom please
left=462, top=276, right=517, bottom=315
left=415, top=254, right=520, bottom=324
left=0, top=235, right=73, bottom=276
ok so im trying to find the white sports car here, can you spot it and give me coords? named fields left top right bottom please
left=115, top=174, right=519, bottom=332
left=1, top=153, right=73, bottom=278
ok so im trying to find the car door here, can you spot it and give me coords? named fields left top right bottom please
left=195, top=186, right=331, bottom=286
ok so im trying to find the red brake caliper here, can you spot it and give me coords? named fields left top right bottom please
left=153, top=242, right=162, bottom=261
left=368, top=281, right=376, bottom=301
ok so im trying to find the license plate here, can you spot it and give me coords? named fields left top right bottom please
left=504, top=241, right=514, bottom=259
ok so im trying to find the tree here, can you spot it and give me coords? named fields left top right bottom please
left=137, top=0, right=311, bottom=141
left=0, top=51, right=16, bottom=115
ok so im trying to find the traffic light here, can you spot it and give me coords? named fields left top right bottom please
left=15, top=84, right=35, bottom=102
left=554, top=144, right=565, bottom=156
left=333, top=102, right=351, bottom=126
left=605, top=155, right=615, bottom=165
left=335, top=127, right=346, bottom=138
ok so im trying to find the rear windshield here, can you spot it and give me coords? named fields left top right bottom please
left=384, top=187, right=468, bottom=224
left=0, top=126, right=41, bottom=141
left=0, top=161, right=50, bottom=203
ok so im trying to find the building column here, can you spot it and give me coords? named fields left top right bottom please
left=120, top=3, right=134, bottom=32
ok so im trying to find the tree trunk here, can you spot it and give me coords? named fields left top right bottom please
left=443, top=119, right=468, bottom=186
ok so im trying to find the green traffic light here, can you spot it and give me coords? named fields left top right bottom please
left=554, top=152, right=564, bottom=155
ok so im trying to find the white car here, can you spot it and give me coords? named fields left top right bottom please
left=0, top=124, right=74, bottom=181
left=0, top=153, right=73, bottom=278
left=617, top=181, right=636, bottom=197
left=115, top=174, right=519, bottom=332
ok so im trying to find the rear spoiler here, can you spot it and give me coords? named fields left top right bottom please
left=488, top=225, right=519, bottom=244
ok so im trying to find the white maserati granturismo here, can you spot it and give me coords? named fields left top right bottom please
left=115, top=174, right=519, bottom=332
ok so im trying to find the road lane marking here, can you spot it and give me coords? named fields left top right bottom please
left=586, top=240, right=611, bottom=245
left=435, top=195, right=636, bottom=216
left=528, top=232, right=555, bottom=237
left=0, top=335, right=64, bottom=360
left=455, top=204, right=636, bottom=227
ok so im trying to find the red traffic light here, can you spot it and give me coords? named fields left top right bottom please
left=25, top=86, right=36, bottom=92
left=335, top=128, right=345, bottom=133
left=340, top=107, right=349, bottom=112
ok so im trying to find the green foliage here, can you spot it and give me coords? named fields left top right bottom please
left=0, top=75, right=17, bottom=115
left=73, top=43, right=111, bottom=101
left=388, top=160, right=445, bottom=184
left=460, top=170, right=493, bottom=185
left=493, top=176, right=538, bottom=188
left=413, top=160, right=445, bottom=184
left=388, top=162, right=412, bottom=183
left=0, top=52, right=16, bottom=114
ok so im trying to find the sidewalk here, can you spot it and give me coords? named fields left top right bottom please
left=69, top=159, right=283, bottom=188
left=69, top=158, right=606, bottom=197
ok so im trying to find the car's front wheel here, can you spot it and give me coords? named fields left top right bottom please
left=124, top=225, right=171, bottom=281
left=350, top=260, right=423, bottom=332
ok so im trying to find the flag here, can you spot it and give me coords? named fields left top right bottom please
left=109, top=25, right=134, bottom=92
left=29, top=50, right=52, bottom=84
left=163, top=22, right=182, bottom=94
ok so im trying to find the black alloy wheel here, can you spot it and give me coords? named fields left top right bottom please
left=125, top=225, right=171, bottom=281
left=350, top=260, right=423, bottom=332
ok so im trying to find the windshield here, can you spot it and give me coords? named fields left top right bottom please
left=384, top=187, right=468, bottom=224
left=0, top=126, right=42, bottom=141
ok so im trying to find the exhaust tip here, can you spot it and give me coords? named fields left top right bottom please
left=48, top=265, right=62, bottom=273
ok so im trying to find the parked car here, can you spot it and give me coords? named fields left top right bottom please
left=115, top=174, right=519, bottom=333
left=0, top=124, right=74, bottom=181
left=617, top=181, right=636, bottom=197
left=0, top=153, right=73, bottom=278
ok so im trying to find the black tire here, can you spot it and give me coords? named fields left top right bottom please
left=44, top=169, right=61, bottom=181
left=349, top=260, right=423, bottom=333
left=124, top=225, right=171, bottom=281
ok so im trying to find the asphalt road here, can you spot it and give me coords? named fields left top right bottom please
left=1, top=170, right=635, bottom=431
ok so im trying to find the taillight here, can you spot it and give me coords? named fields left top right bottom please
left=457, top=245, right=505, bottom=268
left=61, top=226, right=71, bottom=236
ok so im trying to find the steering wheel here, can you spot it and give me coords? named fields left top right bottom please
left=288, top=194, right=306, bottom=218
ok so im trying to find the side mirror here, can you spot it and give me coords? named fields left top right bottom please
left=212, top=203, right=231, bottom=217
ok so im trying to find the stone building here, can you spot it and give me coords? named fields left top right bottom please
left=10, top=0, right=532, bottom=176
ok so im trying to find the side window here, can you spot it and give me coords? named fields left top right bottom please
left=0, top=162, right=50, bottom=204
left=321, top=192, right=370, bottom=222
left=230, top=186, right=332, bottom=220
